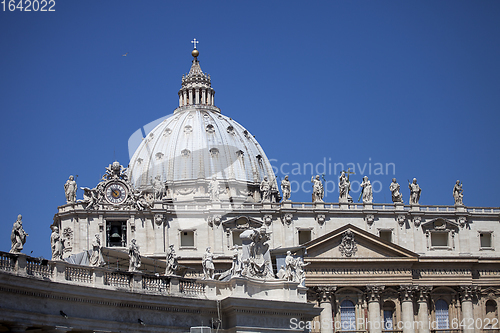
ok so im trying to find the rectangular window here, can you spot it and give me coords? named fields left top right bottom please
left=431, top=232, right=448, bottom=247
left=383, top=310, right=393, bottom=330
left=181, top=230, right=195, bottom=247
left=298, top=230, right=311, bottom=245
left=480, top=232, right=492, bottom=248
left=232, top=230, right=242, bottom=246
left=379, top=230, right=392, bottom=243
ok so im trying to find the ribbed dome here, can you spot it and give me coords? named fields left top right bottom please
left=128, top=49, right=276, bottom=202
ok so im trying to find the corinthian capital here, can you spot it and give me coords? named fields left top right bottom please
left=460, top=285, right=479, bottom=302
left=366, top=285, right=385, bottom=302
left=399, top=285, right=418, bottom=302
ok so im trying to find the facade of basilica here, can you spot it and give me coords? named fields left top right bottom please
left=1, top=45, right=499, bottom=333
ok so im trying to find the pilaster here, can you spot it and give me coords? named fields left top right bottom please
left=367, top=285, right=384, bottom=333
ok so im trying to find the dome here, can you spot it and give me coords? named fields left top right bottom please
left=128, top=48, right=277, bottom=202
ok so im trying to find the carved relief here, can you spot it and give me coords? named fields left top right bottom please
left=339, top=230, right=358, bottom=257
left=154, top=214, right=164, bottom=226
left=316, top=214, right=326, bottom=225
left=181, top=149, right=191, bottom=157
left=365, top=214, right=375, bottom=226
left=62, top=227, right=73, bottom=253
left=176, top=187, right=195, bottom=195
left=184, top=125, right=192, bottom=134
left=282, top=213, right=293, bottom=225
left=396, top=215, right=406, bottom=227
left=413, top=216, right=422, bottom=228
left=208, top=214, right=222, bottom=227
left=458, top=216, right=467, bottom=228
left=263, top=214, right=272, bottom=226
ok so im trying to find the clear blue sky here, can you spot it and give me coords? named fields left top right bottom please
left=1, top=1, right=499, bottom=259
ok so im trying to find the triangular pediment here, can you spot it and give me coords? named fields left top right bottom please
left=421, top=218, right=459, bottom=231
left=304, top=224, right=418, bottom=259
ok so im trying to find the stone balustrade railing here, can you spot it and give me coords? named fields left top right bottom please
left=0, top=251, right=203, bottom=298
left=0, top=251, right=307, bottom=303
left=60, top=200, right=499, bottom=215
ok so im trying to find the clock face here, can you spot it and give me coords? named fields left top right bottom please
left=105, top=182, right=128, bottom=204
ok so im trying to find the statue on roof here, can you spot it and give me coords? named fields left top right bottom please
left=390, top=178, right=403, bottom=203
left=64, top=175, right=77, bottom=204
left=128, top=239, right=141, bottom=272
left=165, top=244, right=179, bottom=276
left=208, top=176, right=221, bottom=202
left=10, top=214, right=28, bottom=254
left=260, top=176, right=271, bottom=203
left=359, top=176, right=373, bottom=203
left=281, top=175, right=291, bottom=202
left=453, top=180, right=464, bottom=206
left=408, top=178, right=422, bottom=205
left=311, top=175, right=324, bottom=202
left=50, top=226, right=64, bottom=261
left=89, top=234, right=105, bottom=267
left=202, top=247, right=217, bottom=280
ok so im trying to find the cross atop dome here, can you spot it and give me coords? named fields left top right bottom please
left=191, top=38, right=199, bottom=49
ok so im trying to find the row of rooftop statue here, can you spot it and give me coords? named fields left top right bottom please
left=265, top=171, right=464, bottom=205
left=64, top=166, right=465, bottom=207
left=9, top=216, right=308, bottom=285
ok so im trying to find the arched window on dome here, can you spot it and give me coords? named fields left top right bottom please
left=435, top=299, right=449, bottom=329
left=340, top=299, right=356, bottom=331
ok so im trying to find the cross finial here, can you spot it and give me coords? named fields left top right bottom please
left=191, top=38, right=199, bottom=49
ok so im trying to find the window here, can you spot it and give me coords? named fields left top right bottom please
left=232, top=230, right=242, bottom=246
left=383, top=301, right=395, bottom=330
left=298, top=230, right=311, bottom=245
left=485, top=300, right=498, bottom=327
left=480, top=232, right=493, bottom=249
left=435, top=299, right=449, bottom=329
left=340, top=300, right=356, bottom=331
left=180, top=230, right=195, bottom=247
left=431, top=232, right=448, bottom=247
left=379, top=230, right=392, bottom=243
left=106, top=221, right=127, bottom=247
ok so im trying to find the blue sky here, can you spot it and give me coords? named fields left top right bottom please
left=1, top=1, right=499, bottom=259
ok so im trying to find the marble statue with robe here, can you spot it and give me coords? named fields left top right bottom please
left=128, top=239, right=141, bottom=272
left=50, top=226, right=64, bottom=261
left=10, top=215, right=28, bottom=254
left=453, top=180, right=464, bottom=205
left=390, top=178, right=403, bottom=203
left=281, top=175, right=291, bottom=201
left=89, top=234, right=105, bottom=267
left=409, top=178, right=422, bottom=205
left=311, top=175, right=324, bottom=202
left=64, top=175, right=77, bottom=204
left=360, top=176, right=373, bottom=203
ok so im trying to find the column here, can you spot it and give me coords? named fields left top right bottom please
left=317, top=287, right=336, bottom=333
left=211, top=91, right=214, bottom=106
left=179, top=93, right=182, bottom=107
left=400, top=285, right=417, bottom=333
left=195, top=88, right=199, bottom=104
left=417, top=286, right=432, bottom=333
left=461, top=286, right=478, bottom=333
left=188, top=89, right=193, bottom=105
left=183, top=90, right=187, bottom=106
left=367, top=285, right=384, bottom=333
left=202, top=89, right=206, bottom=104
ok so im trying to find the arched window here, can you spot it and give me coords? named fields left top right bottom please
left=383, top=301, right=396, bottom=330
left=435, top=299, right=449, bottom=329
left=340, top=300, right=356, bottom=331
left=486, top=300, right=498, bottom=327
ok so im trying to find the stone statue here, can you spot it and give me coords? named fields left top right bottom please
left=281, top=175, right=291, bottom=201
left=409, top=178, right=422, bottom=205
left=260, top=176, right=271, bottom=203
left=50, top=226, right=64, bottom=261
left=89, top=234, right=105, bottom=267
left=202, top=247, right=216, bottom=280
left=10, top=214, right=28, bottom=254
left=218, top=246, right=242, bottom=281
left=294, top=258, right=310, bottom=286
left=239, top=227, right=275, bottom=279
left=276, top=265, right=286, bottom=280
left=270, top=179, right=281, bottom=203
left=453, top=180, right=464, bottom=205
left=360, top=176, right=373, bottom=203
left=64, top=175, right=77, bottom=204
left=128, top=239, right=141, bottom=272
left=285, top=250, right=295, bottom=281
left=208, top=176, right=221, bottom=202
left=339, top=171, right=353, bottom=203
left=390, top=178, right=403, bottom=203
left=165, top=244, right=179, bottom=275
left=152, top=175, right=166, bottom=200
left=311, top=175, right=324, bottom=202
